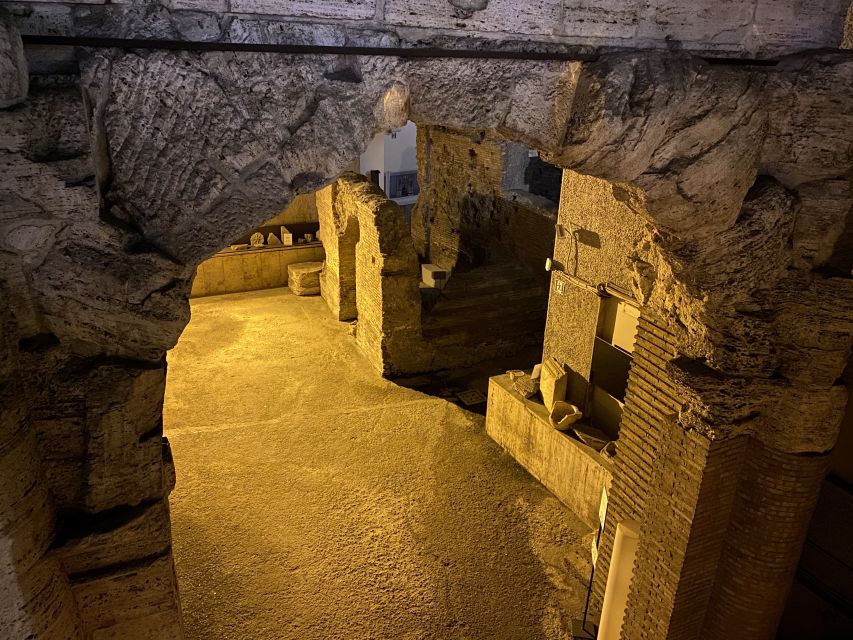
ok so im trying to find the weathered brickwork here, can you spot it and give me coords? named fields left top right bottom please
left=412, top=126, right=556, bottom=275
left=702, top=442, right=829, bottom=638
left=592, top=313, right=837, bottom=640
left=591, top=314, right=680, bottom=615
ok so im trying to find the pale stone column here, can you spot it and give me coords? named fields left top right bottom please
left=598, top=520, right=640, bottom=640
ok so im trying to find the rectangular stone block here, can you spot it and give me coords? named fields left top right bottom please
left=230, top=0, right=375, bottom=20
left=288, top=260, right=323, bottom=296
left=421, top=263, right=448, bottom=289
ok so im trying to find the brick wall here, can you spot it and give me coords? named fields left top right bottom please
left=412, top=126, right=555, bottom=275
left=318, top=174, right=424, bottom=375
left=593, top=311, right=832, bottom=639
left=702, top=441, right=829, bottom=639
left=591, top=313, right=680, bottom=615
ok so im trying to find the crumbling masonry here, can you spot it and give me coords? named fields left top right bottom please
left=1, top=2, right=853, bottom=639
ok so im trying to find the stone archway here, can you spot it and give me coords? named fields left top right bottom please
left=3, top=28, right=853, bottom=639
left=317, top=173, right=423, bottom=375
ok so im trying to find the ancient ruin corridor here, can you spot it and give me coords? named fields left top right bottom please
left=164, top=288, right=592, bottom=640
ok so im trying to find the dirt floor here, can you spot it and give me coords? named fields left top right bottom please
left=164, top=288, right=594, bottom=640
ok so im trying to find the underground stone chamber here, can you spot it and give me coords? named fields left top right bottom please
left=2, top=7, right=853, bottom=638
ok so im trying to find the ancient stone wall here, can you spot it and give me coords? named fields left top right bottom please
left=2, top=9, right=853, bottom=636
left=412, top=126, right=557, bottom=274
left=543, top=170, right=647, bottom=406
left=317, top=174, right=424, bottom=376
left=317, top=184, right=358, bottom=322
left=5, top=0, right=851, bottom=59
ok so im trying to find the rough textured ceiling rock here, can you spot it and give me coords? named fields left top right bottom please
left=5, top=0, right=852, bottom=58
left=549, top=52, right=769, bottom=238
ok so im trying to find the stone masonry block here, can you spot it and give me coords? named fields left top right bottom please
left=288, top=261, right=323, bottom=296
left=0, top=10, right=27, bottom=108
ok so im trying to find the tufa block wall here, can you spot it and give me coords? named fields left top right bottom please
left=6, top=0, right=852, bottom=59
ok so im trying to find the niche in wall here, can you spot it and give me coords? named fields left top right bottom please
left=589, top=297, right=639, bottom=439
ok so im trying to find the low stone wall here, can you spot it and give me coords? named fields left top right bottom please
left=486, top=373, right=612, bottom=528
left=190, top=244, right=324, bottom=297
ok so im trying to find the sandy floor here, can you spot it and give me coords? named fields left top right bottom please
left=164, top=288, right=593, bottom=640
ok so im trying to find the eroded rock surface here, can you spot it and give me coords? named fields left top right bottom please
left=2, top=40, right=853, bottom=640
left=0, top=10, right=27, bottom=107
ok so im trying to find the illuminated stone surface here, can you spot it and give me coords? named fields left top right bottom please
left=164, top=288, right=593, bottom=640
left=1, top=5, right=852, bottom=639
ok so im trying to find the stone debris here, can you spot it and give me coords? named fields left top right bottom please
left=250, top=232, right=265, bottom=247
left=508, top=369, right=539, bottom=398
left=288, top=261, right=323, bottom=296
left=280, top=226, right=294, bottom=245
left=550, top=400, right=583, bottom=431
left=570, top=423, right=610, bottom=451
left=267, top=232, right=282, bottom=245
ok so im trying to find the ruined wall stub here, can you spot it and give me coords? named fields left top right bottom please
left=543, top=170, right=647, bottom=407
left=2, top=8, right=853, bottom=637
left=318, top=174, right=424, bottom=376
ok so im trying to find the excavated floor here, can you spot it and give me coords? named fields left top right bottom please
left=164, top=288, right=593, bottom=640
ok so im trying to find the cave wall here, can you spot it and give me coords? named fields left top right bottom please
left=2, top=7, right=853, bottom=637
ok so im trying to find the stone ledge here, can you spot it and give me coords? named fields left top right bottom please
left=485, top=373, right=612, bottom=528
